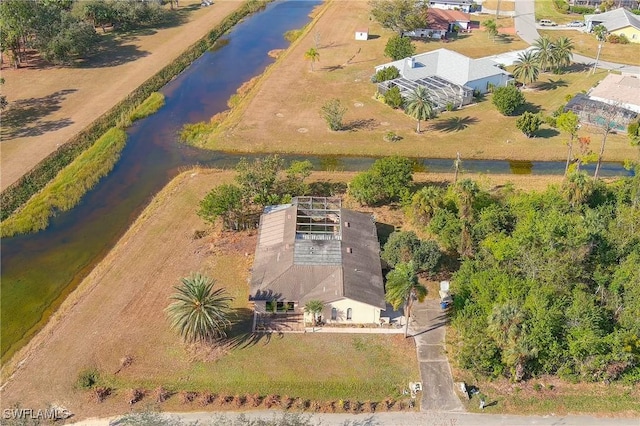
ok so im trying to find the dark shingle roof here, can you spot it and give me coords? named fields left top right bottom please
left=250, top=198, right=385, bottom=309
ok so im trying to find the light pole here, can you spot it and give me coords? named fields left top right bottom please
left=592, top=42, right=603, bottom=75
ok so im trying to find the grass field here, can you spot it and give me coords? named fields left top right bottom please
left=535, top=0, right=575, bottom=24
left=540, top=30, right=640, bottom=66
left=204, top=0, right=636, bottom=164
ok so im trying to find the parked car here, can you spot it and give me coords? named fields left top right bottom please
left=539, top=19, right=558, bottom=26
left=567, top=21, right=585, bottom=27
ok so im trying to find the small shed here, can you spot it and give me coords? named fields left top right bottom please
left=355, top=28, right=369, bottom=41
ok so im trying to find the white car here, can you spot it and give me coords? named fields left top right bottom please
left=567, top=21, right=585, bottom=27
left=539, top=19, right=558, bottom=26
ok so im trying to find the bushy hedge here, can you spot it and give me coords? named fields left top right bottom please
left=0, top=0, right=268, bottom=222
left=570, top=5, right=595, bottom=14
left=553, top=0, right=569, bottom=13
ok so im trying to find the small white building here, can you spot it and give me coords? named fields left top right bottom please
left=355, top=28, right=369, bottom=41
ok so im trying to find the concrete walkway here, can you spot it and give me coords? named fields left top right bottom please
left=514, top=0, right=640, bottom=76
left=409, top=299, right=464, bottom=412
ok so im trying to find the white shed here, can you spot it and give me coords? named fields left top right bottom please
left=355, top=28, right=369, bottom=41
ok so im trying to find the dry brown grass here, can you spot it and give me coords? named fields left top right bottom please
left=482, top=0, right=516, bottom=12
left=205, top=0, right=636, bottom=163
left=0, top=0, right=244, bottom=191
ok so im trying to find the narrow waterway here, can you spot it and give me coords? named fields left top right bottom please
left=0, top=0, right=322, bottom=361
left=0, top=0, right=634, bottom=361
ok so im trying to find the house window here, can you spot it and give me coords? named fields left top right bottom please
left=347, top=308, right=353, bottom=320
left=331, top=307, right=337, bottom=320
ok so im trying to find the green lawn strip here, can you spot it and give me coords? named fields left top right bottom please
left=464, top=386, right=640, bottom=414
left=540, top=29, right=640, bottom=66
left=106, top=334, right=419, bottom=401
left=1, top=128, right=127, bottom=237
left=125, top=91, right=166, bottom=125
left=535, top=0, right=574, bottom=24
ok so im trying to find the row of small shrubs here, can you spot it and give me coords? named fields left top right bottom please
left=90, top=386, right=414, bottom=413
left=570, top=5, right=595, bottom=14
left=0, top=0, right=269, bottom=222
left=553, top=0, right=569, bottom=13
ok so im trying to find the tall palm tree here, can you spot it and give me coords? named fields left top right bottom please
left=404, top=86, right=433, bottom=133
left=455, top=179, right=479, bottom=258
left=304, top=299, right=324, bottom=331
left=304, top=47, right=319, bottom=72
left=532, top=36, right=555, bottom=72
left=512, top=50, right=540, bottom=88
left=385, top=261, right=427, bottom=338
left=166, top=273, right=233, bottom=343
left=553, top=36, right=574, bottom=72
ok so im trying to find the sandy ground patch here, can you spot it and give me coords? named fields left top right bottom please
left=0, top=0, right=243, bottom=192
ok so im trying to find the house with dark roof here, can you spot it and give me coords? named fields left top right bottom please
left=249, top=197, right=386, bottom=330
left=585, top=8, right=640, bottom=42
left=403, top=8, right=471, bottom=39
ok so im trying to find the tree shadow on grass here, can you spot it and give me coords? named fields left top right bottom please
left=495, top=34, right=515, bottom=44
left=321, top=64, right=344, bottom=72
left=533, top=79, right=568, bottom=91
left=536, top=128, right=560, bottom=138
left=344, top=118, right=378, bottom=131
left=517, top=102, right=542, bottom=114
left=1, top=89, right=76, bottom=140
left=225, top=308, right=274, bottom=349
left=432, top=116, right=479, bottom=133
left=77, top=34, right=150, bottom=68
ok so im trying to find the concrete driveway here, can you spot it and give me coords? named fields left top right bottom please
left=409, top=299, right=464, bottom=412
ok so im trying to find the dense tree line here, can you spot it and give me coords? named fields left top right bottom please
left=406, top=174, right=640, bottom=383
left=0, top=0, right=167, bottom=66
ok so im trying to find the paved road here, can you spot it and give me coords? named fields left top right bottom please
left=71, top=410, right=640, bottom=425
left=514, top=0, right=640, bottom=76
left=408, top=299, right=464, bottom=412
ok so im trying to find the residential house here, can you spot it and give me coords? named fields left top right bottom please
left=374, top=48, right=512, bottom=110
left=588, top=74, right=640, bottom=114
left=585, top=7, right=640, bottom=42
left=565, top=94, right=638, bottom=132
left=249, top=197, right=386, bottom=330
left=355, top=28, right=369, bottom=41
left=404, top=8, right=471, bottom=39
left=428, top=0, right=476, bottom=13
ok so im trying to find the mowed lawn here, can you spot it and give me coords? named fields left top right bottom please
left=111, top=333, right=419, bottom=401
left=206, top=0, right=636, bottom=163
left=535, top=0, right=576, bottom=24
left=540, top=29, right=640, bottom=66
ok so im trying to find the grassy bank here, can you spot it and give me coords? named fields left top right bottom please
left=1, top=128, right=127, bottom=237
left=0, top=92, right=165, bottom=237
left=0, top=0, right=269, bottom=222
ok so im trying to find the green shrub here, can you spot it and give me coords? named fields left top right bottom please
left=516, top=111, right=543, bottom=137
left=492, top=85, right=525, bottom=116
left=76, top=368, right=100, bottom=389
left=1, top=128, right=127, bottom=237
left=384, top=86, right=404, bottom=109
left=284, top=27, right=305, bottom=43
left=607, top=34, right=629, bottom=44
left=553, top=0, right=569, bottom=13
left=180, top=122, right=215, bottom=145
left=373, top=66, right=400, bottom=83
left=570, top=5, right=595, bottom=14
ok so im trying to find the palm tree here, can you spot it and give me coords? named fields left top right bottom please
left=304, top=299, right=324, bottom=331
left=404, top=86, right=433, bottom=133
left=553, top=36, right=574, bottom=72
left=385, top=261, right=427, bottom=338
left=532, top=35, right=555, bottom=72
left=166, top=273, right=233, bottom=343
left=563, top=172, right=593, bottom=208
left=512, top=50, right=540, bottom=88
left=455, top=179, right=479, bottom=258
left=304, top=47, right=319, bottom=71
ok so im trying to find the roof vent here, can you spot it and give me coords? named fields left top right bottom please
left=345, top=221, right=350, bottom=227
left=346, top=247, right=352, bottom=253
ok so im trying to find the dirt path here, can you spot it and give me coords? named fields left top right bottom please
left=0, top=0, right=243, bottom=192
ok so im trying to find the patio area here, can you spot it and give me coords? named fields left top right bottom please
left=254, top=313, right=305, bottom=333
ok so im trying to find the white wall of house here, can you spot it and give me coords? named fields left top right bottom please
left=429, top=1, right=472, bottom=13
left=355, top=31, right=368, bottom=41
left=466, top=74, right=512, bottom=94
left=323, top=299, right=382, bottom=324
